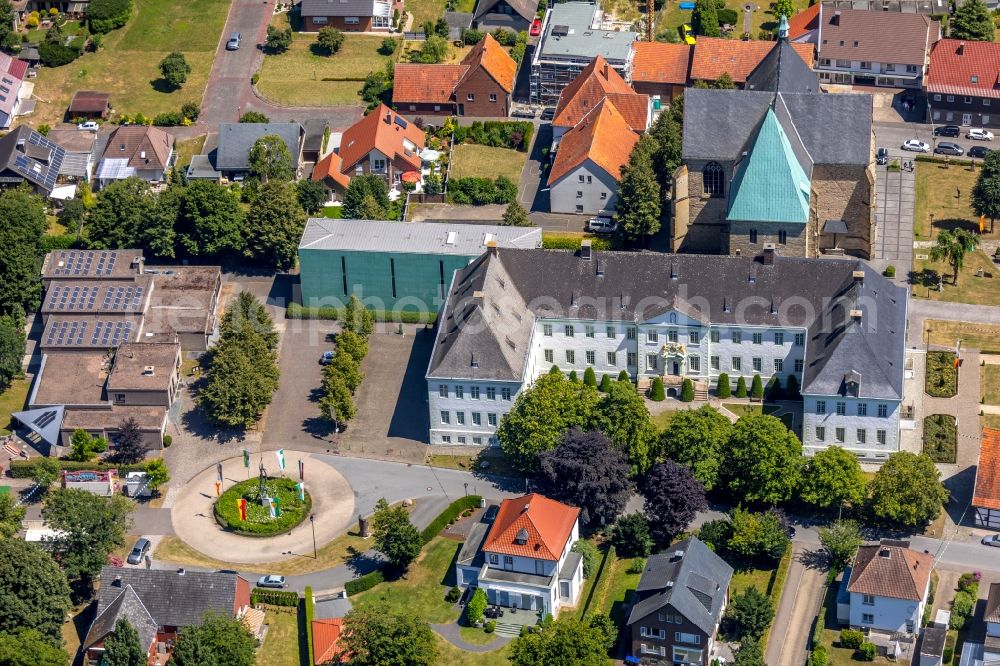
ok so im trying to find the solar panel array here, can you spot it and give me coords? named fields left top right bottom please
left=46, top=283, right=145, bottom=312
left=50, top=250, right=119, bottom=277
left=11, top=131, right=64, bottom=192
left=44, top=320, right=89, bottom=347
left=43, top=318, right=134, bottom=347
left=101, top=285, right=144, bottom=311
left=90, top=320, right=133, bottom=347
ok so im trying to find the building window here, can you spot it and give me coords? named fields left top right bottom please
left=878, top=403, right=888, bottom=418
left=689, top=331, right=699, bottom=344
left=565, top=325, right=574, bottom=337
left=627, top=352, right=637, bottom=367
left=455, top=386, right=464, bottom=399
left=647, top=355, right=659, bottom=370
left=488, top=413, right=497, bottom=426
left=857, top=403, right=867, bottom=417
left=857, top=429, right=866, bottom=444
left=666, top=329, right=677, bottom=343
left=731, top=331, right=742, bottom=344
left=862, top=613, right=874, bottom=624
left=576, top=191, right=583, bottom=199
left=372, top=158, right=387, bottom=172
left=795, top=359, right=804, bottom=373
left=749, top=228, right=758, bottom=244
left=438, top=384, right=448, bottom=398
left=486, top=387, right=496, bottom=400
left=860, top=61, right=871, bottom=70
left=703, top=162, right=725, bottom=197
left=884, top=63, right=895, bottom=72
left=795, top=333, right=804, bottom=346
left=586, top=351, right=595, bottom=365
left=947, top=95, right=955, bottom=102
left=711, top=356, right=720, bottom=370
left=907, top=64, right=918, bottom=73
left=579, top=174, right=585, bottom=183
left=836, top=402, right=846, bottom=416
left=689, top=356, right=700, bottom=372
left=778, top=230, right=787, bottom=245
left=440, top=411, right=450, bottom=424
left=566, top=350, right=575, bottom=364
left=675, top=632, right=701, bottom=645
left=456, top=412, right=465, bottom=425
left=544, top=349, right=553, bottom=363
left=600, top=191, right=607, bottom=200
left=816, top=426, right=825, bottom=441
left=576, top=204, right=583, bottom=213
left=731, top=357, right=742, bottom=372
left=441, top=435, right=451, bottom=443
left=473, top=436, right=482, bottom=445
left=774, top=358, right=783, bottom=373
left=877, top=430, right=886, bottom=445
left=543, top=324, right=553, bottom=336
left=752, top=332, right=763, bottom=345
left=607, top=351, right=617, bottom=365
left=467, top=93, right=475, bottom=101
left=344, top=16, right=360, bottom=23
left=585, top=325, right=595, bottom=338
left=490, top=93, right=497, bottom=102
left=965, top=96, right=973, bottom=104
left=816, top=400, right=826, bottom=414
left=489, top=553, right=499, bottom=565
left=472, top=412, right=481, bottom=426
left=312, top=15, right=328, bottom=23
left=434, top=105, right=441, bottom=111
left=627, top=327, right=637, bottom=340
left=647, top=331, right=658, bottom=343
left=753, top=357, right=762, bottom=372
left=774, top=332, right=784, bottom=345
left=606, top=326, right=616, bottom=338
left=408, top=104, right=416, bottom=111
left=836, top=427, right=845, bottom=443
left=711, top=330, right=720, bottom=343
left=933, top=94, right=941, bottom=101
left=501, top=388, right=511, bottom=400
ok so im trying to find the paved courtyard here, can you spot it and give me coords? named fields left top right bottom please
left=875, top=163, right=915, bottom=270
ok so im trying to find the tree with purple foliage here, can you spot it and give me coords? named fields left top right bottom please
left=642, top=460, right=708, bottom=546
left=539, top=428, right=632, bottom=527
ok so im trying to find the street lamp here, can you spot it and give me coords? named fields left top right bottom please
left=464, top=482, right=468, bottom=497
left=310, top=514, right=317, bottom=560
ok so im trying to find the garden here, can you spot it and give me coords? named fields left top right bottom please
left=913, top=249, right=1000, bottom=307
left=984, top=363, right=1000, bottom=407
left=925, top=351, right=959, bottom=398
left=214, top=477, right=311, bottom=536
left=923, top=414, right=957, bottom=463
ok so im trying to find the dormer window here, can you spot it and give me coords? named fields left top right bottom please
left=514, top=528, right=529, bottom=545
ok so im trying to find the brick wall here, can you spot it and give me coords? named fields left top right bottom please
left=812, top=164, right=875, bottom=259
left=454, top=68, right=511, bottom=118
left=304, top=16, right=374, bottom=31
left=728, top=221, right=808, bottom=257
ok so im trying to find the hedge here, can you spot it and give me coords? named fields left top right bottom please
left=8, top=459, right=146, bottom=478
left=251, top=588, right=299, bottom=606
left=305, top=586, right=315, bottom=665
left=452, top=120, right=533, bottom=152
left=541, top=235, right=613, bottom=251
left=420, top=495, right=482, bottom=545
left=345, top=569, right=384, bottom=596
left=87, top=0, right=132, bottom=33
left=39, top=40, right=83, bottom=67
left=448, top=176, right=517, bottom=205
left=286, top=302, right=437, bottom=324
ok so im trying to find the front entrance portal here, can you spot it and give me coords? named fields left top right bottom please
left=671, top=361, right=680, bottom=376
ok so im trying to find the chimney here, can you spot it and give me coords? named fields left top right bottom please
left=602, top=62, right=610, bottom=79
left=485, top=239, right=498, bottom=256
left=384, top=112, right=392, bottom=124
left=581, top=239, right=592, bottom=261
left=177, top=568, right=186, bottom=575
left=472, top=290, right=485, bottom=304
left=852, top=269, right=865, bottom=284
left=142, top=365, right=155, bottom=376
left=850, top=308, right=863, bottom=321
left=832, top=9, right=841, bottom=25
left=761, top=243, right=776, bottom=265
left=958, top=41, right=966, bottom=55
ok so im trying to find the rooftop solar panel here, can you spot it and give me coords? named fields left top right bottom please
left=33, top=410, right=57, bottom=428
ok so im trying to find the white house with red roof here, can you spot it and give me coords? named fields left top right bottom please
left=455, top=493, right=583, bottom=617
left=927, top=39, right=1000, bottom=128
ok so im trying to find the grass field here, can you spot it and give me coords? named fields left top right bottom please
left=0, top=379, right=29, bottom=436
left=406, top=0, right=476, bottom=28
left=925, top=320, right=1000, bottom=353
left=584, top=552, right=642, bottom=627
left=913, top=250, right=1000, bottom=307
left=257, top=34, right=395, bottom=106
left=450, top=144, right=527, bottom=182
left=118, top=0, right=230, bottom=51
left=174, top=135, right=207, bottom=169
left=984, top=365, right=1000, bottom=406
left=913, top=161, right=1000, bottom=240
left=985, top=414, right=1000, bottom=429
left=257, top=606, right=305, bottom=666
left=656, top=0, right=811, bottom=41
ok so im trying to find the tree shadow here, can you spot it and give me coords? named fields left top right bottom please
left=179, top=399, right=248, bottom=445
left=797, top=547, right=830, bottom=571
left=149, top=78, right=181, bottom=94
left=933, top=217, right=981, bottom=235
left=909, top=267, right=941, bottom=288
left=346, top=551, right=385, bottom=576
left=439, top=541, right=462, bottom=588
left=943, top=465, right=977, bottom=526
left=308, top=43, right=334, bottom=57
left=386, top=329, right=432, bottom=442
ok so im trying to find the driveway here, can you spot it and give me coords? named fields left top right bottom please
left=766, top=544, right=827, bottom=666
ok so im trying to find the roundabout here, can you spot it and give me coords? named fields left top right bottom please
left=170, top=451, right=356, bottom=564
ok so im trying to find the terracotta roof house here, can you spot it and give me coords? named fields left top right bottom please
left=0, top=126, right=65, bottom=196
left=83, top=567, right=251, bottom=666
left=548, top=98, right=638, bottom=215
left=394, top=35, right=517, bottom=117
left=312, top=151, right=351, bottom=197
left=473, top=0, right=537, bottom=32
left=814, top=4, right=940, bottom=88
left=927, top=39, right=1000, bottom=129
left=974, top=428, right=1000, bottom=529
left=788, top=3, right=820, bottom=42
left=336, top=104, right=424, bottom=188
left=96, top=125, right=174, bottom=189
left=626, top=538, right=733, bottom=664
left=552, top=56, right=650, bottom=141
left=630, top=41, right=692, bottom=103
left=298, top=0, right=394, bottom=32
left=455, top=493, right=583, bottom=617
left=312, top=618, right=346, bottom=664
left=844, top=540, right=931, bottom=634
left=689, top=36, right=815, bottom=86
left=68, top=90, right=111, bottom=119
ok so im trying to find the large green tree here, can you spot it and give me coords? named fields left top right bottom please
left=0, top=628, right=70, bottom=666
left=145, top=184, right=181, bottom=258
left=799, top=445, right=868, bottom=509
left=729, top=586, right=773, bottom=639
left=643, top=460, right=708, bottom=545
left=614, top=135, right=661, bottom=243
left=929, top=228, right=979, bottom=286
left=113, top=416, right=147, bottom=464
left=296, top=179, right=328, bottom=214
left=692, top=0, right=721, bottom=36
left=0, top=491, right=25, bottom=539
left=0, top=539, right=72, bottom=641
left=103, top=618, right=146, bottom=666
left=972, top=153, right=1000, bottom=232
left=244, top=181, right=307, bottom=270
left=657, top=405, right=731, bottom=489
left=594, top=380, right=657, bottom=473
left=647, top=103, right=683, bottom=201
left=337, top=602, right=437, bottom=665
left=538, top=429, right=632, bottom=527
left=198, top=330, right=280, bottom=428
left=508, top=617, right=609, bottom=666
left=950, top=0, right=994, bottom=41
left=0, top=190, right=46, bottom=314
left=727, top=507, right=790, bottom=562
left=502, top=200, right=531, bottom=226
left=248, top=135, right=294, bottom=183
left=370, top=498, right=422, bottom=569
left=869, top=451, right=948, bottom=527
left=171, top=612, right=256, bottom=666
left=87, top=177, right=155, bottom=249
left=0, top=308, right=25, bottom=393
left=342, top=175, right=391, bottom=220
left=42, top=488, right=134, bottom=585
left=316, top=26, right=345, bottom=54
left=176, top=181, right=245, bottom=257
left=158, top=51, right=191, bottom=88
left=818, top=519, right=862, bottom=571
left=722, top=414, right=802, bottom=504
left=496, top=372, right=602, bottom=472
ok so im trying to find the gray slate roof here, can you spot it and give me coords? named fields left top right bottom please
left=627, top=538, right=734, bottom=635
left=300, top=0, right=378, bottom=17
left=215, top=122, right=303, bottom=172
left=299, top=218, right=542, bottom=255
left=474, top=0, right=537, bottom=21
left=303, top=118, right=327, bottom=153
left=536, top=3, right=637, bottom=64
left=745, top=39, right=820, bottom=94
left=84, top=584, right=158, bottom=653
left=682, top=89, right=872, bottom=165
left=426, top=248, right=907, bottom=399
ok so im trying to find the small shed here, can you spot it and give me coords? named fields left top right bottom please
left=68, top=91, right=111, bottom=120
left=919, top=626, right=946, bottom=666
left=302, top=119, right=328, bottom=163
left=61, top=469, right=117, bottom=496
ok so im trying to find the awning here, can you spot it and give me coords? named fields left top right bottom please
left=12, top=406, right=64, bottom=447
left=401, top=171, right=421, bottom=184
left=822, top=219, right=849, bottom=235
left=49, top=184, right=77, bottom=200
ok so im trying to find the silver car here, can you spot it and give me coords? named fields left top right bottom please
left=982, top=534, right=1000, bottom=548
left=587, top=217, right=618, bottom=234
left=257, top=574, right=286, bottom=588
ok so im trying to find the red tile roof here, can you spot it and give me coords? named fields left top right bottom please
left=393, top=64, right=469, bottom=104
left=460, top=33, right=517, bottom=93
left=102, top=125, right=174, bottom=171
left=847, top=541, right=932, bottom=602
left=928, top=39, right=1000, bottom=100
left=312, top=618, right=346, bottom=665
left=312, top=151, right=351, bottom=189
left=554, top=56, right=648, bottom=132
left=974, top=428, right=1000, bottom=510
left=482, top=493, right=580, bottom=561
left=787, top=4, right=819, bottom=41
left=338, top=104, right=424, bottom=174
left=631, top=42, right=692, bottom=86
left=690, top=37, right=815, bottom=84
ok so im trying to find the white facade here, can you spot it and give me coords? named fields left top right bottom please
left=548, top=160, right=620, bottom=216
left=802, top=395, right=902, bottom=460
left=815, top=59, right=924, bottom=88
left=849, top=586, right=927, bottom=634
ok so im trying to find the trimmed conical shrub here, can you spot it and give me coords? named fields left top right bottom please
left=750, top=374, right=764, bottom=400
left=716, top=373, right=731, bottom=398
left=568, top=370, right=579, bottom=382
left=583, top=367, right=597, bottom=387
left=736, top=375, right=748, bottom=398
left=599, top=374, right=612, bottom=392
left=766, top=375, right=783, bottom=400
left=549, top=364, right=562, bottom=375
left=650, top=376, right=665, bottom=401
left=617, top=370, right=630, bottom=382
left=680, top=378, right=694, bottom=402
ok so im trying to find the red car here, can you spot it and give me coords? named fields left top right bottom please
left=530, top=18, right=541, bottom=36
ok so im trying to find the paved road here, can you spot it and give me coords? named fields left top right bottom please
left=875, top=121, right=995, bottom=159
left=767, top=544, right=827, bottom=666
left=907, top=298, right=1000, bottom=347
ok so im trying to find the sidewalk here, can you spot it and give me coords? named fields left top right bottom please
left=766, top=544, right=828, bottom=666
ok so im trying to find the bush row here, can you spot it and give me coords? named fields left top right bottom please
left=453, top=121, right=533, bottom=152
left=541, top=235, right=613, bottom=251
left=87, top=0, right=132, bottom=33
left=251, top=588, right=299, bottom=607
left=305, top=586, right=315, bottom=665
left=345, top=569, right=384, bottom=596
left=448, top=176, right=517, bottom=205
left=8, top=458, right=145, bottom=478
left=420, top=495, right=482, bottom=545
left=286, top=302, right=437, bottom=324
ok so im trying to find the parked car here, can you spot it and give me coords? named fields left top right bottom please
left=511, top=108, right=536, bottom=119
left=530, top=18, right=542, bottom=36
left=681, top=24, right=696, bottom=45
left=968, top=128, right=994, bottom=141
left=127, top=538, right=150, bottom=565
left=983, top=534, right=1000, bottom=548
left=934, top=125, right=960, bottom=137
left=876, top=147, right=889, bottom=165
left=226, top=32, right=241, bottom=51
left=587, top=217, right=618, bottom=234
left=970, top=146, right=990, bottom=159
left=935, top=141, right=965, bottom=156
left=540, top=107, right=555, bottom=121
left=77, top=121, right=99, bottom=131
left=319, top=351, right=335, bottom=365
left=257, top=575, right=286, bottom=588
left=902, top=139, right=930, bottom=153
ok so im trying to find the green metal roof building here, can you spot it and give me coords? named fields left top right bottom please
left=298, top=219, right=542, bottom=314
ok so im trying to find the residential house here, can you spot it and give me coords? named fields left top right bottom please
left=96, top=125, right=174, bottom=188
left=298, top=218, right=540, bottom=313
left=529, top=2, right=638, bottom=105
left=47, top=128, right=98, bottom=184
left=973, top=428, right=1000, bottom=529
left=472, top=0, right=537, bottom=33
left=985, top=584, right=1000, bottom=664
left=630, top=41, right=691, bottom=105
left=626, top=538, right=733, bottom=665
left=394, top=34, right=517, bottom=117
left=787, top=4, right=820, bottom=43
left=0, top=126, right=65, bottom=196
left=824, top=0, right=949, bottom=15
left=336, top=104, right=424, bottom=188
left=214, top=122, right=304, bottom=179
left=926, top=39, right=1000, bottom=128
left=0, top=52, right=27, bottom=129
left=68, top=90, right=111, bottom=119
left=674, top=20, right=876, bottom=259
left=298, top=0, right=394, bottom=31
left=425, top=245, right=907, bottom=459
left=311, top=152, right=351, bottom=199
left=551, top=55, right=650, bottom=142
left=312, top=618, right=346, bottom=665
left=83, top=567, right=251, bottom=665
left=846, top=540, right=932, bottom=634
left=689, top=36, right=815, bottom=88
left=547, top=98, right=638, bottom=215
left=814, top=4, right=940, bottom=88
left=455, top=493, right=584, bottom=616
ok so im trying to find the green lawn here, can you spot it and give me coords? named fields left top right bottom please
left=926, top=320, right=1000, bottom=353
left=986, top=414, right=1000, bottom=430
left=450, top=144, right=528, bottom=182
left=913, top=249, right=1000, bottom=307
left=257, top=606, right=306, bottom=666
left=0, top=379, right=30, bottom=436
left=321, top=206, right=343, bottom=219
left=912, top=162, right=1000, bottom=240
left=651, top=410, right=676, bottom=429
left=722, top=403, right=780, bottom=417
left=923, top=414, right=957, bottom=463
left=257, top=34, right=396, bottom=106
left=118, top=0, right=230, bottom=51
left=655, top=0, right=810, bottom=41
left=406, top=0, right=476, bottom=31
left=926, top=351, right=959, bottom=398
left=984, top=365, right=1000, bottom=406
left=174, top=135, right=206, bottom=169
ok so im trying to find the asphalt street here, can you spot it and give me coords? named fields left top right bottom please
left=875, top=120, right=996, bottom=160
